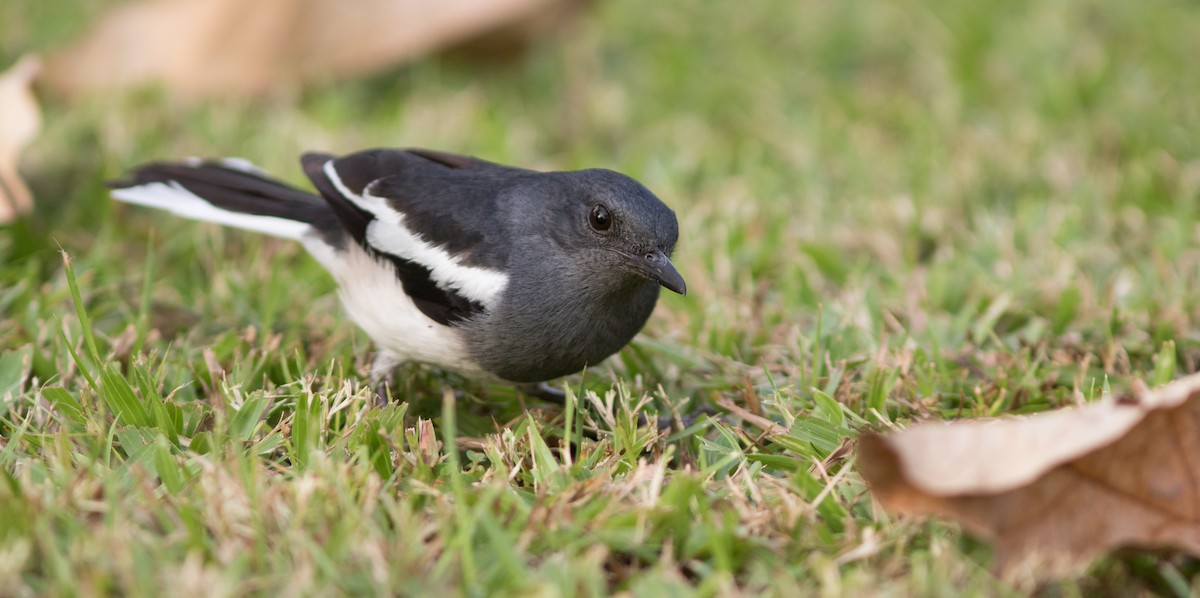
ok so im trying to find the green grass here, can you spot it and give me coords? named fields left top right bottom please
left=3, top=0, right=1200, bottom=594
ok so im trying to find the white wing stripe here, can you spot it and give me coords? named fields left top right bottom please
left=323, top=159, right=508, bottom=307
left=323, top=159, right=385, bottom=210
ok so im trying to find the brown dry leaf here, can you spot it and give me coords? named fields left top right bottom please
left=0, top=54, right=42, bottom=224
left=858, top=373, right=1200, bottom=579
left=42, top=0, right=581, bottom=100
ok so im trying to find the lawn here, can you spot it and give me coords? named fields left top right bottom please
left=3, top=0, right=1200, bottom=594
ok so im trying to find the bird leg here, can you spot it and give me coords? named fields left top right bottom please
left=368, top=351, right=400, bottom=407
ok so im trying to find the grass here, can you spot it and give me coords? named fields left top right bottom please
left=3, top=0, right=1200, bottom=594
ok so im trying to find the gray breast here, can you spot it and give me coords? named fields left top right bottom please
left=462, top=278, right=662, bottom=383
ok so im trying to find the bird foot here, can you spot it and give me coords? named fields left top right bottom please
left=518, top=382, right=714, bottom=432
left=518, top=381, right=568, bottom=404
left=638, top=406, right=718, bottom=432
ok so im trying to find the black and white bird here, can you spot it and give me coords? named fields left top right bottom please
left=109, top=148, right=685, bottom=394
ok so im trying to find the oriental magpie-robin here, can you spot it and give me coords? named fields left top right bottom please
left=109, top=148, right=685, bottom=394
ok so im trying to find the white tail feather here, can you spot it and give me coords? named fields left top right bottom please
left=111, top=181, right=309, bottom=240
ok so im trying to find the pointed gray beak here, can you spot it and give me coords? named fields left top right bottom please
left=641, top=249, right=687, bottom=296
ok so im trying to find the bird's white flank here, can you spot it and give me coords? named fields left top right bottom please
left=302, top=234, right=483, bottom=375
left=112, top=181, right=310, bottom=240
left=322, top=160, right=509, bottom=307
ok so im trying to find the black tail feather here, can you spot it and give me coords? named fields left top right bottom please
left=109, top=160, right=344, bottom=242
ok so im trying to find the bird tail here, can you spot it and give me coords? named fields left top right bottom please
left=108, top=158, right=335, bottom=241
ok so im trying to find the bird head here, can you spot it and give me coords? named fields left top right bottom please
left=525, top=169, right=686, bottom=297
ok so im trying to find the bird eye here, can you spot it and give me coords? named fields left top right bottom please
left=589, top=204, right=612, bottom=232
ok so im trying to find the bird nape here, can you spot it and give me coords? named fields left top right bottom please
left=108, top=147, right=685, bottom=403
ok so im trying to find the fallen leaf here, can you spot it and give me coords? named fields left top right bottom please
left=42, top=0, right=582, bottom=100
left=0, top=54, right=42, bottom=223
left=858, top=374, right=1200, bottom=579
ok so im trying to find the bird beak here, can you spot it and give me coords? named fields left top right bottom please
left=639, top=249, right=687, bottom=296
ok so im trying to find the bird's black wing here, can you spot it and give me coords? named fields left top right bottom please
left=300, top=148, right=531, bottom=326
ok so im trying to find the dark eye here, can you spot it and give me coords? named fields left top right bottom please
left=589, top=204, right=612, bottom=232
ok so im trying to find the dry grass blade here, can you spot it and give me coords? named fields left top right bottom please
left=716, top=398, right=785, bottom=435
